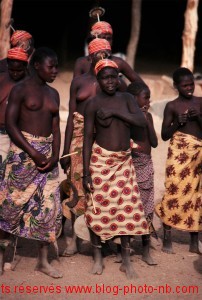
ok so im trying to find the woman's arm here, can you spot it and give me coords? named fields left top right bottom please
left=146, top=112, right=158, bottom=148
left=60, top=80, right=77, bottom=172
left=83, top=101, right=96, bottom=193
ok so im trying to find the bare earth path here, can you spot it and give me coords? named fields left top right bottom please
left=0, top=71, right=201, bottom=300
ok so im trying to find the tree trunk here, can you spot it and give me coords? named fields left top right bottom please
left=0, top=0, right=13, bottom=59
left=126, top=0, right=142, bottom=68
left=181, top=0, right=199, bottom=71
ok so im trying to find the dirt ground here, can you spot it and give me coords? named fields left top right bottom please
left=1, top=70, right=202, bottom=300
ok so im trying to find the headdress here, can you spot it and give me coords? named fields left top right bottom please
left=88, top=38, right=111, bottom=55
left=10, top=30, right=32, bottom=47
left=7, top=47, right=28, bottom=62
left=89, top=6, right=105, bottom=21
left=91, top=21, right=113, bottom=36
left=94, top=59, right=118, bottom=75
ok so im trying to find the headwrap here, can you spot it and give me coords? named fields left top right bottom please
left=91, top=21, right=113, bottom=35
left=88, top=38, right=111, bottom=55
left=94, top=59, right=118, bottom=75
left=7, top=47, right=28, bottom=62
left=10, top=30, right=32, bottom=47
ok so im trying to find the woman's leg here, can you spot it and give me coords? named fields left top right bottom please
left=120, top=235, right=137, bottom=279
left=35, top=241, right=63, bottom=278
left=89, top=230, right=103, bottom=275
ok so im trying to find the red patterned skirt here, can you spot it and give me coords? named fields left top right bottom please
left=85, top=142, right=149, bottom=241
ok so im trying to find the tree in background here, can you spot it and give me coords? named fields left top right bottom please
left=181, top=0, right=199, bottom=71
left=0, top=0, right=13, bottom=59
left=126, top=0, right=142, bottom=69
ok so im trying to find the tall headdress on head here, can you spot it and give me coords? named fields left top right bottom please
left=88, top=38, right=111, bottom=55
left=6, top=19, right=32, bottom=47
left=89, top=6, right=113, bottom=38
left=94, top=58, right=118, bottom=75
left=7, top=47, right=28, bottom=62
left=91, top=21, right=113, bottom=36
left=89, top=6, right=105, bottom=22
left=10, top=30, right=32, bottom=47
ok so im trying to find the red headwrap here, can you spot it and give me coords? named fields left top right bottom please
left=88, top=38, right=111, bottom=55
left=10, top=30, right=32, bottom=47
left=7, top=47, right=28, bottom=62
left=91, top=21, right=113, bottom=35
left=94, top=59, right=118, bottom=75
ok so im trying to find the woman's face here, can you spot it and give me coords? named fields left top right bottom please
left=97, top=67, right=119, bottom=95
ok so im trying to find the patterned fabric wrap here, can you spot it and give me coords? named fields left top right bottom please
left=62, top=112, right=87, bottom=219
left=0, top=131, right=62, bottom=242
left=132, top=152, right=154, bottom=217
left=7, top=47, right=28, bottom=62
left=0, top=133, right=10, bottom=163
left=91, top=21, right=113, bottom=35
left=10, top=30, right=32, bottom=46
left=155, top=131, right=202, bottom=232
left=88, top=38, right=111, bottom=55
left=0, top=133, right=10, bottom=181
left=95, top=59, right=118, bottom=75
left=85, top=142, right=149, bottom=241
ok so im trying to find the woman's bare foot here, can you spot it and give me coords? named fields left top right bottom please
left=142, top=235, right=158, bottom=265
left=119, top=262, right=138, bottom=279
left=37, top=242, right=63, bottom=278
left=162, top=225, right=174, bottom=254
left=120, top=236, right=138, bottom=279
left=35, top=262, right=63, bottom=278
left=162, top=239, right=175, bottom=254
left=62, top=241, right=78, bottom=256
left=11, top=254, right=21, bottom=271
left=142, top=253, right=157, bottom=265
left=91, top=260, right=104, bottom=275
left=91, top=243, right=104, bottom=275
left=62, top=233, right=78, bottom=256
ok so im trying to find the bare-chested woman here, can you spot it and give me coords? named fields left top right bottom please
left=0, top=30, right=35, bottom=74
left=0, top=47, right=28, bottom=167
left=83, top=59, right=149, bottom=279
left=155, top=67, right=202, bottom=254
left=73, top=20, right=144, bottom=84
left=0, top=47, right=62, bottom=278
left=60, top=38, right=127, bottom=256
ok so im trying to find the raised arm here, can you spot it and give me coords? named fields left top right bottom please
left=114, top=56, right=145, bottom=84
